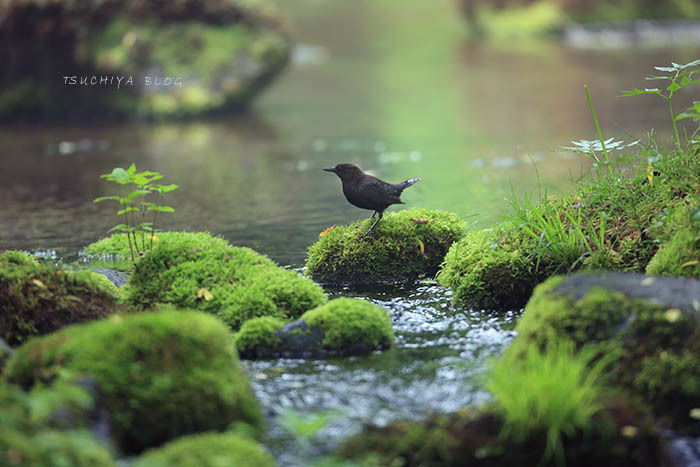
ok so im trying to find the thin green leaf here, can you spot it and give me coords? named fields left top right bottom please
left=93, top=196, right=120, bottom=203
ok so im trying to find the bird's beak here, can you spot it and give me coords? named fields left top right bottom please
left=323, top=167, right=335, bottom=173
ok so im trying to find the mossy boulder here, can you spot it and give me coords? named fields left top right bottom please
left=0, top=250, right=120, bottom=346
left=437, top=227, right=557, bottom=310
left=235, top=298, right=394, bottom=358
left=306, top=208, right=467, bottom=285
left=133, top=432, right=275, bottom=467
left=0, top=380, right=116, bottom=466
left=103, top=231, right=326, bottom=330
left=512, top=272, right=700, bottom=431
left=3, top=310, right=264, bottom=453
left=0, top=0, right=290, bottom=120
left=646, top=204, right=700, bottom=278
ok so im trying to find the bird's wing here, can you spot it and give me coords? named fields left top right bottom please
left=359, top=177, right=403, bottom=204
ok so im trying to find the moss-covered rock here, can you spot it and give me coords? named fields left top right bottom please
left=133, top=432, right=275, bottom=467
left=0, top=250, right=120, bottom=346
left=0, top=0, right=290, bottom=120
left=646, top=204, right=700, bottom=278
left=437, top=227, right=558, bottom=310
left=511, top=272, right=700, bottom=432
left=235, top=298, right=394, bottom=359
left=0, top=380, right=116, bottom=466
left=234, top=316, right=285, bottom=357
left=106, top=231, right=326, bottom=330
left=3, top=310, right=264, bottom=453
left=306, top=208, right=467, bottom=285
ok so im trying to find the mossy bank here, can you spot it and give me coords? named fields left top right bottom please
left=3, top=310, right=264, bottom=453
left=306, top=208, right=467, bottom=285
left=0, top=0, right=290, bottom=120
left=439, top=147, right=700, bottom=310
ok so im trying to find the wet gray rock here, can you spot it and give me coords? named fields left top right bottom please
left=665, top=430, right=700, bottom=467
left=92, top=268, right=129, bottom=288
left=554, top=272, right=700, bottom=313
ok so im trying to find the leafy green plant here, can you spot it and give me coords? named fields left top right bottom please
left=620, top=59, right=700, bottom=151
left=561, top=85, right=638, bottom=176
left=488, top=339, right=617, bottom=467
left=94, top=164, right=178, bottom=262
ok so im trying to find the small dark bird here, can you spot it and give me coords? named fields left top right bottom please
left=324, top=163, right=421, bottom=237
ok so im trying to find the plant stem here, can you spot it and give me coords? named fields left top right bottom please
left=123, top=203, right=135, bottom=262
left=669, top=98, right=682, bottom=152
left=150, top=208, right=159, bottom=251
left=584, top=85, right=612, bottom=176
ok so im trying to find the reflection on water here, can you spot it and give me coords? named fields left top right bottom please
left=0, top=2, right=697, bottom=263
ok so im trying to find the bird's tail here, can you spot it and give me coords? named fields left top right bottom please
left=399, top=177, right=421, bottom=190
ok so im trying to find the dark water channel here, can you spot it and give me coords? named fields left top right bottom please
left=1, top=0, right=699, bottom=464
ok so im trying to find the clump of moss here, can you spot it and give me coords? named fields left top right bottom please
left=3, top=310, right=264, bottom=454
left=511, top=272, right=700, bottom=431
left=0, top=380, right=115, bottom=466
left=646, top=204, right=700, bottom=278
left=234, top=316, right=285, bottom=356
left=133, top=432, right=275, bottom=467
left=0, top=250, right=120, bottom=346
left=234, top=298, right=394, bottom=358
left=93, top=232, right=326, bottom=330
left=437, top=227, right=557, bottom=310
left=306, top=208, right=467, bottom=285
left=301, top=298, right=394, bottom=352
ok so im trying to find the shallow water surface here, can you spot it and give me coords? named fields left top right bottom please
left=244, top=284, right=518, bottom=464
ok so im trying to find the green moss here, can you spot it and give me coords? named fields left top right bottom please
left=437, top=228, right=555, bottom=310
left=510, top=274, right=700, bottom=430
left=133, top=432, right=275, bottom=467
left=306, top=208, right=467, bottom=284
left=3, top=310, right=264, bottom=453
left=0, top=251, right=120, bottom=346
left=118, top=232, right=326, bottom=330
left=0, top=380, right=115, bottom=466
left=489, top=338, right=617, bottom=465
left=0, top=250, right=39, bottom=266
left=301, top=298, right=394, bottom=351
left=646, top=205, right=700, bottom=278
left=234, top=317, right=285, bottom=355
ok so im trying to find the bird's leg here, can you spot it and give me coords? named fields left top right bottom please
left=370, top=211, right=377, bottom=220
left=360, top=211, right=383, bottom=238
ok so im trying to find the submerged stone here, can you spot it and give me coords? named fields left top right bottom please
left=0, top=250, right=120, bottom=346
left=235, top=298, right=394, bottom=359
left=512, top=272, right=700, bottom=432
left=306, top=208, right=467, bottom=285
left=3, top=310, right=264, bottom=454
left=133, top=432, right=275, bottom=467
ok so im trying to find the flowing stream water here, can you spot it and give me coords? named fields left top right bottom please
left=0, top=0, right=698, bottom=464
